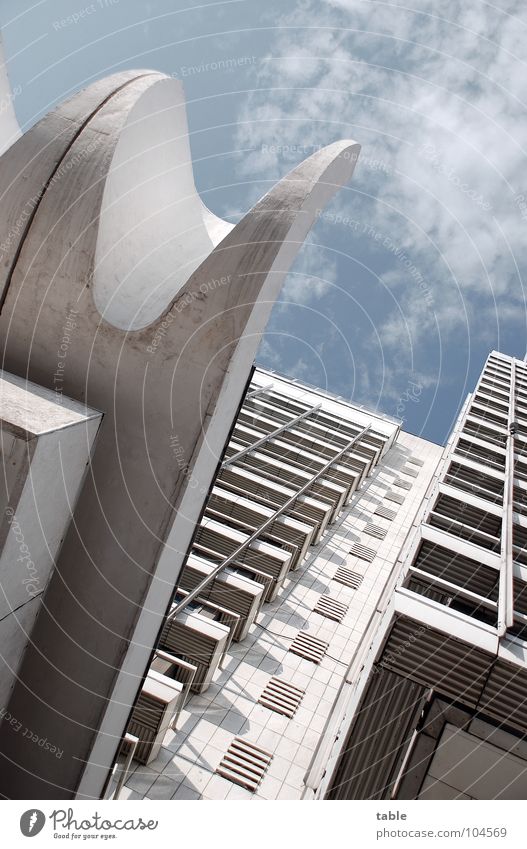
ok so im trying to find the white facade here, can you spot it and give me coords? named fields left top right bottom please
left=111, top=354, right=527, bottom=801
left=107, top=367, right=442, bottom=800
left=323, top=351, right=527, bottom=800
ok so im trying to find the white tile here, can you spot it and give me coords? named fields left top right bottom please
left=191, top=719, right=220, bottom=744
left=146, top=775, right=182, bottom=800
left=194, top=744, right=225, bottom=772
left=290, top=670, right=312, bottom=690
left=161, top=753, right=193, bottom=781
left=309, top=679, right=328, bottom=698
left=257, top=774, right=284, bottom=800
left=202, top=774, right=232, bottom=800
left=251, top=668, right=271, bottom=686
left=114, top=786, right=143, bottom=800
left=208, top=727, right=235, bottom=751
left=147, top=746, right=178, bottom=773
left=313, top=667, right=332, bottom=684
left=226, top=783, right=253, bottom=800
left=286, top=762, right=307, bottom=788
left=239, top=719, right=266, bottom=740
left=294, top=707, right=315, bottom=728
left=267, top=755, right=291, bottom=782
left=124, top=766, right=159, bottom=795
left=282, top=721, right=306, bottom=745
left=235, top=662, right=256, bottom=681
left=248, top=703, right=272, bottom=725
left=257, top=728, right=282, bottom=753
left=293, top=745, right=314, bottom=769
left=173, top=784, right=201, bottom=800
left=241, top=680, right=264, bottom=700
left=310, top=712, right=329, bottom=734
left=264, top=712, right=290, bottom=735
left=221, top=710, right=248, bottom=734
left=175, top=738, right=204, bottom=763
left=302, top=729, right=321, bottom=750
left=183, top=762, right=214, bottom=793
left=277, top=783, right=301, bottom=800
left=274, top=737, right=300, bottom=762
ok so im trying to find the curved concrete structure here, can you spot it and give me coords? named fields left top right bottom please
left=93, top=76, right=234, bottom=329
left=0, top=69, right=360, bottom=799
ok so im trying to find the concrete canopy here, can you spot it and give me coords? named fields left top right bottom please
left=0, top=69, right=360, bottom=798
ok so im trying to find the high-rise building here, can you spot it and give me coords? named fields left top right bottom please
left=1, top=44, right=525, bottom=803
left=103, top=353, right=527, bottom=801
left=102, top=365, right=440, bottom=800
left=325, top=350, right=527, bottom=801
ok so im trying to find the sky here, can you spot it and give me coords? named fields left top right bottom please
left=1, top=0, right=525, bottom=444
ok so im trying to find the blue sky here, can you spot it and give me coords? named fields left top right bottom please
left=1, top=0, right=525, bottom=444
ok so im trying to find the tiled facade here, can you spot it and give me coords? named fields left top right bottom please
left=108, top=369, right=442, bottom=800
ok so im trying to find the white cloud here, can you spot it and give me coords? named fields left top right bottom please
left=234, top=0, right=527, bottom=364
left=279, top=242, right=338, bottom=303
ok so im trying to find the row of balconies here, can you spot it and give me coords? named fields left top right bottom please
left=402, top=355, right=527, bottom=642
left=120, top=383, right=392, bottom=766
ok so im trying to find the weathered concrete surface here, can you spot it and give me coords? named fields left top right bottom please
left=0, top=70, right=360, bottom=798
left=93, top=76, right=235, bottom=329
left=0, top=372, right=102, bottom=712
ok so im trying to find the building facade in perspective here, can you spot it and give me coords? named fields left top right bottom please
left=104, top=353, right=527, bottom=802
left=325, top=350, right=527, bottom=801
left=1, top=40, right=525, bottom=803
left=101, top=365, right=441, bottom=800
